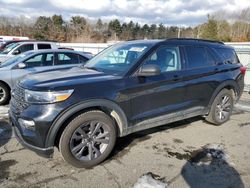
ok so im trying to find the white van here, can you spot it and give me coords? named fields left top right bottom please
left=0, top=41, right=58, bottom=63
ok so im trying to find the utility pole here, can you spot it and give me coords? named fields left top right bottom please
left=178, top=27, right=181, bottom=38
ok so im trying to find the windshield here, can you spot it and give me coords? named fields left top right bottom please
left=84, top=42, right=154, bottom=75
left=0, top=52, right=32, bottom=67
left=0, top=42, right=20, bottom=54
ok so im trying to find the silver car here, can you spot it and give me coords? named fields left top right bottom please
left=0, top=49, right=91, bottom=105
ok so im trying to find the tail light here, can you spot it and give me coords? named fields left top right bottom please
left=240, top=66, right=247, bottom=75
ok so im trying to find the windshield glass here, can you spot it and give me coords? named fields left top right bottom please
left=0, top=42, right=20, bottom=54
left=0, top=51, right=32, bottom=67
left=84, top=42, right=154, bottom=75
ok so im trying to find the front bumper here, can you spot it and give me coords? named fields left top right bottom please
left=14, top=125, right=54, bottom=158
left=9, top=110, right=54, bottom=158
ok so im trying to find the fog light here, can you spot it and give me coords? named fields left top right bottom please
left=18, top=118, right=35, bottom=130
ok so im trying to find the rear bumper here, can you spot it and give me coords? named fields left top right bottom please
left=9, top=111, right=54, bottom=158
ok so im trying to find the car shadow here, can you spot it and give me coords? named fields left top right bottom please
left=109, top=116, right=202, bottom=160
left=181, top=148, right=244, bottom=188
left=0, top=119, right=13, bottom=148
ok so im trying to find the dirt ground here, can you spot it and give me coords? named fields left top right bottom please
left=0, top=92, right=250, bottom=188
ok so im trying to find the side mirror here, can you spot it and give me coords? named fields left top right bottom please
left=137, top=64, right=161, bottom=77
left=13, top=50, right=21, bottom=55
left=17, top=62, right=26, bottom=69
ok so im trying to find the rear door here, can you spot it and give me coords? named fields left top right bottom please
left=54, top=52, right=81, bottom=68
left=182, top=46, right=219, bottom=111
left=129, top=45, right=187, bottom=124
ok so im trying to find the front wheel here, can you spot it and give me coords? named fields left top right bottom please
left=0, top=83, right=10, bottom=105
left=59, top=110, right=117, bottom=168
left=206, top=89, right=234, bottom=125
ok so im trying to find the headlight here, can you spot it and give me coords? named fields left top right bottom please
left=24, top=89, right=74, bottom=104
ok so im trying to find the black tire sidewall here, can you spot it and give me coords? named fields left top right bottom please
left=0, top=83, right=10, bottom=105
left=59, top=111, right=116, bottom=168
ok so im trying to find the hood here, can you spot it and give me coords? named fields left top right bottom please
left=0, top=55, right=12, bottom=63
left=19, top=66, right=119, bottom=91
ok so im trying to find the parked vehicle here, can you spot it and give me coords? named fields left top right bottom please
left=0, top=49, right=90, bottom=105
left=10, top=39, right=246, bottom=168
left=0, top=36, right=29, bottom=42
left=0, top=41, right=58, bottom=63
left=0, top=40, right=36, bottom=52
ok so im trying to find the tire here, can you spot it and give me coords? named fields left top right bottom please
left=59, top=110, right=117, bottom=168
left=0, top=83, right=10, bottom=105
left=206, top=89, right=234, bottom=125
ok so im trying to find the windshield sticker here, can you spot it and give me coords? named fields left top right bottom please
left=129, top=47, right=147, bottom=52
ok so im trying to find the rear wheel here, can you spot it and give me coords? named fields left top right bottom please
left=59, top=110, right=116, bottom=168
left=0, top=83, right=10, bottom=105
left=206, top=89, right=234, bottom=125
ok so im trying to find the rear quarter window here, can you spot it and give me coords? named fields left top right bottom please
left=38, top=44, right=52, bottom=50
left=216, top=48, right=239, bottom=64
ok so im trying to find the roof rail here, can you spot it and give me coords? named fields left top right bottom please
left=166, top=38, right=225, bottom=45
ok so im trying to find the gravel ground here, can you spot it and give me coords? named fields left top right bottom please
left=0, top=93, right=250, bottom=188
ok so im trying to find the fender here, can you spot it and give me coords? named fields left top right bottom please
left=207, top=80, right=239, bottom=110
left=45, top=99, right=129, bottom=148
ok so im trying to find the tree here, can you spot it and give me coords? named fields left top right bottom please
left=158, top=23, right=166, bottom=39
left=108, top=19, right=122, bottom=39
left=200, top=15, right=218, bottom=40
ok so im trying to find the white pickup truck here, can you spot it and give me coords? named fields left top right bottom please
left=0, top=41, right=58, bottom=63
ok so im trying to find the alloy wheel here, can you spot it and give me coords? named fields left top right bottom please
left=216, top=95, right=232, bottom=121
left=70, top=121, right=110, bottom=161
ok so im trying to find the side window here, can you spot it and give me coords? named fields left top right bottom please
left=38, top=44, right=52, bottom=50
left=24, top=54, right=43, bottom=68
left=15, top=44, right=34, bottom=54
left=144, top=46, right=181, bottom=73
left=24, top=53, right=54, bottom=68
left=55, top=53, right=79, bottom=65
left=79, top=55, right=88, bottom=64
left=185, top=46, right=214, bottom=69
left=216, top=48, right=238, bottom=64
left=43, top=53, right=54, bottom=66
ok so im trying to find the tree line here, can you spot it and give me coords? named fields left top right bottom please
left=0, top=8, right=250, bottom=42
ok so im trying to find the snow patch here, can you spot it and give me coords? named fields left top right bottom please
left=205, top=144, right=229, bottom=162
left=234, top=103, right=250, bottom=112
left=0, top=106, right=9, bottom=119
left=133, top=173, right=167, bottom=188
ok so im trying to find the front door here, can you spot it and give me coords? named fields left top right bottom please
left=129, top=46, right=187, bottom=125
left=11, top=52, right=55, bottom=86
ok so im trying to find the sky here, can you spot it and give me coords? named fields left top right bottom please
left=0, top=0, right=250, bottom=26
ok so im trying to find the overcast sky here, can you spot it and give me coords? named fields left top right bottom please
left=0, top=0, right=249, bottom=26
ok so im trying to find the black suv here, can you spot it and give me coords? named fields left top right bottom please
left=9, top=39, right=246, bottom=168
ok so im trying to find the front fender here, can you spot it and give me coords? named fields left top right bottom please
left=45, top=99, right=128, bottom=148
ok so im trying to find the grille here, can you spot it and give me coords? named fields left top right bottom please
left=10, top=86, right=29, bottom=114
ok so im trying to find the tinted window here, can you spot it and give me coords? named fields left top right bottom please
left=38, top=44, right=52, bottom=50
left=16, top=44, right=34, bottom=53
left=79, top=55, right=88, bottom=64
left=55, top=53, right=79, bottom=65
left=24, top=53, right=54, bottom=68
left=185, top=46, right=214, bottom=69
left=216, top=48, right=238, bottom=64
left=144, top=46, right=181, bottom=73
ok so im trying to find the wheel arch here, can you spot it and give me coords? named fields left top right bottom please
left=0, top=80, right=11, bottom=91
left=207, top=80, right=239, bottom=111
left=45, top=99, right=129, bottom=148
